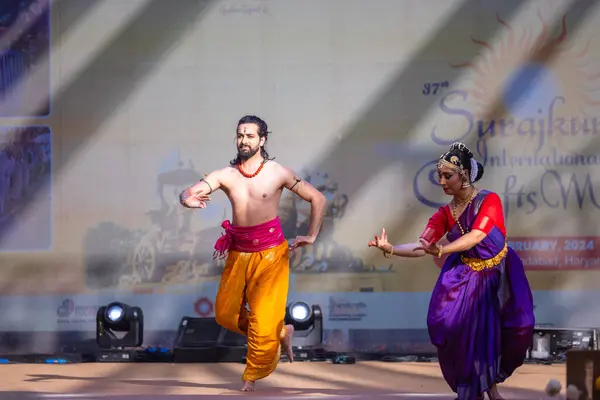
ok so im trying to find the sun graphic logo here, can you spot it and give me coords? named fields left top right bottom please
left=414, top=9, right=600, bottom=213
left=432, top=10, right=600, bottom=160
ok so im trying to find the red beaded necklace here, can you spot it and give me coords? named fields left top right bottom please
left=237, top=161, right=265, bottom=178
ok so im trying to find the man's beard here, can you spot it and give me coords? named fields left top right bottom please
left=238, top=146, right=259, bottom=161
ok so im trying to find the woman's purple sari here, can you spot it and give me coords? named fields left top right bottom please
left=427, top=190, right=535, bottom=399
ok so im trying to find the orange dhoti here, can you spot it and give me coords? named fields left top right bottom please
left=213, top=218, right=289, bottom=382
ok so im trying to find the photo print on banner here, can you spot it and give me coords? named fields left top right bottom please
left=0, top=125, right=52, bottom=251
left=0, top=0, right=51, bottom=118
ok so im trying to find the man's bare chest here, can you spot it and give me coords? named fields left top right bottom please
left=224, top=178, right=282, bottom=203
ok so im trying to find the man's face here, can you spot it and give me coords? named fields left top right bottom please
left=236, top=123, right=264, bottom=160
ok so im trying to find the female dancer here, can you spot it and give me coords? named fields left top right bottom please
left=369, top=142, right=534, bottom=400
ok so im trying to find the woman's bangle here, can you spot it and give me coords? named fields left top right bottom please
left=383, top=245, right=394, bottom=258
left=437, top=244, right=444, bottom=259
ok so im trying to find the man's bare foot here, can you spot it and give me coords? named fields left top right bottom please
left=281, top=324, right=295, bottom=362
left=241, top=381, right=255, bottom=391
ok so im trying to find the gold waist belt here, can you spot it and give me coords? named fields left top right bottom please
left=460, top=243, right=508, bottom=271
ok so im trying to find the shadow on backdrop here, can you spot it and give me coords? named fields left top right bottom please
left=0, top=0, right=216, bottom=244
left=0, top=0, right=101, bottom=116
left=0, top=0, right=596, bottom=355
left=336, top=0, right=598, bottom=247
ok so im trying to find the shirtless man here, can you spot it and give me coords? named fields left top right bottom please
left=179, top=115, right=326, bottom=391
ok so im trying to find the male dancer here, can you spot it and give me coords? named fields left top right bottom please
left=179, top=115, right=326, bottom=391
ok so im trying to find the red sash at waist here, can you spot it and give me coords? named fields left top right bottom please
left=213, top=217, right=286, bottom=259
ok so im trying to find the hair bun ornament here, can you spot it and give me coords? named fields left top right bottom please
left=470, top=158, right=478, bottom=182
left=449, top=142, right=473, bottom=158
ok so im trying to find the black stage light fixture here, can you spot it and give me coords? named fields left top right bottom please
left=529, top=326, right=597, bottom=362
left=284, top=301, right=323, bottom=353
left=96, top=302, right=144, bottom=361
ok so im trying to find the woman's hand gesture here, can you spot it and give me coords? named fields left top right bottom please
left=368, top=228, right=393, bottom=253
left=413, top=238, right=440, bottom=256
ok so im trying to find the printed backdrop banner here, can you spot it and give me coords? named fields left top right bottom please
left=0, top=289, right=595, bottom=332
left=0, top=0, right=599, bottom=334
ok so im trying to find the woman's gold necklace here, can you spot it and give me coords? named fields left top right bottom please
left=451, top=188, right=477, bottom=235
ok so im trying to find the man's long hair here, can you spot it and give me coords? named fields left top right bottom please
left=230, top=115, right=274, bottom=165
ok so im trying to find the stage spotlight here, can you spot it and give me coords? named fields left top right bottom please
left=284, top=301, right=323, bottom=349
left=96, top=302, right=144, bottom=350
left=290, top=302, right=311, bottom=323
left=106, top=303, right=124, bottom=323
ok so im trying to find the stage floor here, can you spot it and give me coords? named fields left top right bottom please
left=0, top=361, right=563, bottom=399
